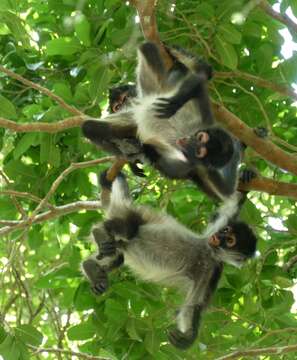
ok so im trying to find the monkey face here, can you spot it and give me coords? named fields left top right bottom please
left=208, top=226, right=236, bottom=249
left=208, top=222, right=257, bottom=266
left=111, top=91, right=130, bottom=113
left=109, top=85, right=137, bottom=113
left=176, top=127, right=234, bottom=168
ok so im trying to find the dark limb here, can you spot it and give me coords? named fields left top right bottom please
left=142, top=143, right=191, bottom=179
left=137, top=42, right=167, bottom=95
left=169, top=264, right=223, bottom=349
left=82, top=254, right=124, bottom=295
left=154, top=73, right=214, bottom=123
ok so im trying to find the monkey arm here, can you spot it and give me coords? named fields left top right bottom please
left=142, top=143, right=192, bottom=179
left=154, top=73, right=214, bottom=125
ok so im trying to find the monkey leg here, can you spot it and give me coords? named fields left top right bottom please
left=82, top=113, right=137, bottom=156
left=104, top=210, right=145, bottom=242
left=168, top=265, right=222, bottom=350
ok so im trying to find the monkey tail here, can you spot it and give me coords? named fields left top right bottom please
left=202, top=192, right=242, bottom=237
left=108, top=173, right=132, bottom=215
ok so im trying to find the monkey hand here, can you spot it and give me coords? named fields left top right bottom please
left=154, top=96, right=183, bottom=118
left=97, top=240, right=117, bottom=259
left=168, top=327, right=195, bottom=349
left=239, top=168, right=257, bottom=184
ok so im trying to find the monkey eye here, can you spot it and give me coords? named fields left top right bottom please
left=112, top=102, right=122, bottom=113
left=196, top=131, right=209, bottom=143
left=196, top=146, right=207, bottom=158
left=226, top=236, right=236, bottom=248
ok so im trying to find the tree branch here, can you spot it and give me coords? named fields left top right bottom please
left=258, top=0, right=297, bottom=36
left=0, top=116, right=85, bottom=133
left=128, top=0, right=173, bottom=69
left=215, top=343, right=297, bottom=360
left=29, top=345, right=110, bottom=360
left=239, top=176, right=297, bottom=199
left=0, top=65, right=84, bottom=116
left=212, top=102, right=297, bottom=176
left=0, top=200, right=101, bottom=237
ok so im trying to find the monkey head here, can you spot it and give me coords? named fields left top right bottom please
left=208, top=221, right=257, bottom=266
left=109, top=84, right=137, bottom=113
left=176, top=127, right=234, bottom=168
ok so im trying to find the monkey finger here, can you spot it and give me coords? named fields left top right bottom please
left=99, top=241, right=117, bottom=257
left=92, top=277, right=109, bottom=295
left=239, top=169, right=257, bottom=184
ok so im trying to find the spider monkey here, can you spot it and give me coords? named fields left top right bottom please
left=108, top=84, right=145, bottom=177
left=109, top=84, right=137, bottom=113
left=82, top=171, right=257, bottom=349
left=82, top=42, right=241, bottom=201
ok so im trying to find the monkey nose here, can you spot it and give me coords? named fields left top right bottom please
left=176, top=138, right=188, bottom=147
left=208, top=235, right=220, bottom=247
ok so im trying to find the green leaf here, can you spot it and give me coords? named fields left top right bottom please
left=0, top=326, right=7, bottom=343
left=144, top=331, right=160, bottom=354
left=0, top=335, right=21, bottom=360
left=53, top=82, right=73, bottom=103
left=214, top=35, right=238, bottom=70
left=15, top=325, right=43, bottom=346
left=286, top=214, right=297, bottom=233
left=274, top=276, right=293, bottom=289
left=0, top=94, right=17, bottom=119
left=104, top=299, right=128, bottom=326
left=126, top=319, right=142, bottom=341
left=75, top=14, right=91, bottom=46
left=13, top=133, right=39, bottom=159
left=46, top=37, right=82, bottom=56
left=219, top=24, right=242, bottom=44
left=0, top=11, right=30, bottom=47
left=67, top=322, right=96, bottom=340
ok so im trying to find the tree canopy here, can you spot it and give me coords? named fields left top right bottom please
left=0, top=0, right=297, bottom=359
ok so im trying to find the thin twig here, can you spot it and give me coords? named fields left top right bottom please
left=215, top=343, right=297, bottom=360
left=258, top=0, right=297, bottom=37
left=0, top=200, right=101, bottom=237
left=0, top=65, right=84, bottom=116
left=28, top=345, right=110, bottom=360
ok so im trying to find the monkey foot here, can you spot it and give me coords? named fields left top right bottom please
left=91, top=276, right=109, bottom=295
left=168, top=327, right=194, bottom=350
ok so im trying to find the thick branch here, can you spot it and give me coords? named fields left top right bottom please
left=259, top=0, right=297, bottom=36
left=239, top=176, right=297, bottom=199
left=0, top=116, right=85, bottom=133
left=0, top=65, right=84, bottom=116
left=106, top=158, right=127, bottom=181
left=216, top=71, right=297, bottom=102
left=129, top=0, right=173, bottom=69
left=215, top=343, right=297, bottom=360
left=212, top=103, right=297, bottom=176
left=0, top=200, right=101, bottom=237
